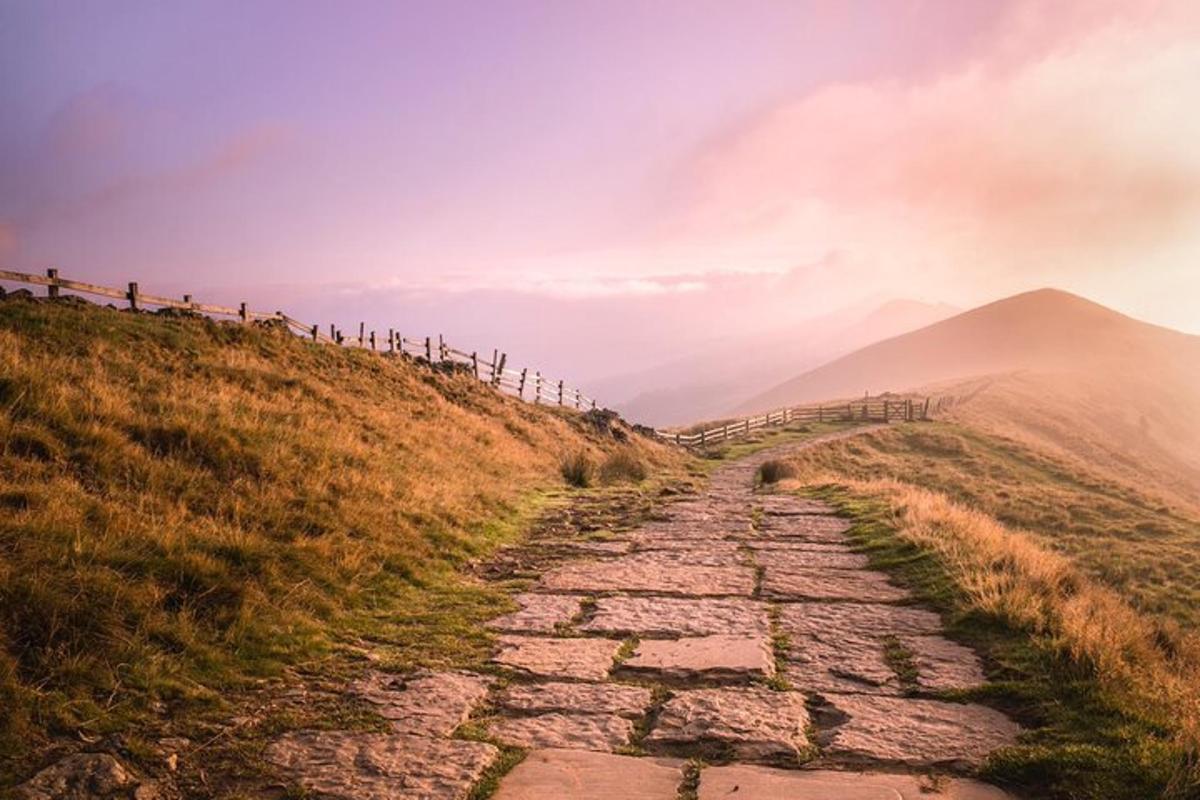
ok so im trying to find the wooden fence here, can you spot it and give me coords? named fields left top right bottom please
left=0, top=268, right=597, bottom=410
left=658, top=395, right=942, bottom=448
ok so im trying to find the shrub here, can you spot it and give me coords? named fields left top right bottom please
left=560, top=451, right=594, bottom=487
left=757, top=459, right=797, bottom=485
left=599, top=448, right=647, bottom=484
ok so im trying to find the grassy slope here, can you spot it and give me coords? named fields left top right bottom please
left=766, top=422, right=1200, bottom=798
left=0, top=296, right=680, bottom=783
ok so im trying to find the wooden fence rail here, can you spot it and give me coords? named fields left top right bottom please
left=0, top=268, right=597, bottom=411
left=657, top=395, right=940, bottom=448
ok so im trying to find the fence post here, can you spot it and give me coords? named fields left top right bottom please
left=438, top=335, right=446, bottom=361
left=388, top=329, right=395, bottom=352
left=922, top=398, right=930, bottom=420
left=519, top=368, right=528, bottom=398
left=472, top=351, right=479, bottom=378
left=575, top=389, right=581, bottom=409
left=46, top=268, right=59, bottom=298
left=700, top=429, right=707, bottom=447
left=558, top=380, right=564, bottom=406
left=722, top=423, right=730, bottom=441
left=883, top=401, right=889, bottom=421
left=591, top=398, right=596, bottom=410
left=425, top=336, right=432, bottom=361
left=495, top=353, right=507, bottom=386
left=818, top=405, right=824, bottom=423
left=239, top=302, right=249, bottom=324
left=128, top=282, right=140, bottom=311
left=534, top=372, right=542, bottom=403
left=311, top=324, right=319, bottom=341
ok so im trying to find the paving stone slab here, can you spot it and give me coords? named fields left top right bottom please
left=697, top=765, right=1018, bottom=799
left=540, top=559, right=756, bottom=596
left=492, top=636, right=620, bottom=680
left=487, top=712, right=633, bottom=752
left=747, top=540, right=858, bottom=553
left=783, top=633, right=900, bottom=696
left=350, top=670, right=490, bottom=736
left=486, top=594, right=583, bottom=634
left=646, top=687, right=811, bottom=763
left=496, top=681, right=652, bottom=718
left=757, top=515, right=852, bottom=537
left=580, top=596, right=770, bottom=637
left=777, top=602, right=943, bottom=639
left=762, top=568, right=910, bottom=602
left=820, top=695, right=1021, bottom=769
left=266, top=731, right=497, bottom=800
left=622, top=635, right=774, bottom=683
left=753, top=548, right=871, bottom=571
left=904, top=635, right=988, bottom=691
left=493, top=748, right=684, bottom=800
left=755, top=498, right=835, bottom=515
left=617, top=548, right=752, bottom=568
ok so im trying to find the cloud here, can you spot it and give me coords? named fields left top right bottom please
left=662, top=0, right=1200, bottom=295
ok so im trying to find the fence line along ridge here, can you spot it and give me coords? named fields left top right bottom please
left=0, top=268, right=597, bottom=410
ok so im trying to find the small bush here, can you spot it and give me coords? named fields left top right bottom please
left=599, top=448, right=647, bottom=484
left=560, top=451, right=594, bottom=487
left=757, top=459, right=797, bottom=485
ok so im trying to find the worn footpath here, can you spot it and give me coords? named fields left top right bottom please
left=265, top=428, right=1024, bottom=799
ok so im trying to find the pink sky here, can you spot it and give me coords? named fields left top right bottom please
left=2, top=0, right=1198, bottom=383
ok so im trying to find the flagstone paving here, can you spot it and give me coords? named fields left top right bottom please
left=263, top=426, right=1022, bottom=799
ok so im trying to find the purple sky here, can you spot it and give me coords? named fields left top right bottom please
left=3, top=1, right=1199, bottom=388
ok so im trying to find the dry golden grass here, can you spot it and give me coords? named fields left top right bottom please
left=0, top=297, right=680, bottom=777
left=778, top=425, right=1200, bottom=795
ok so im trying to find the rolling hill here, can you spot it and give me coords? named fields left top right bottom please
left=738, top=288, right=1200, bottom=506
left=598, top=298, right=957, bottom=427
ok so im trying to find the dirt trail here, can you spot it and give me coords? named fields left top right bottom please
left=265, top=427, right=1023, bottom=799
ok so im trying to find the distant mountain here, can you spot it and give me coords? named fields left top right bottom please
left=739, top=288, right=1200, bottom=505
left=600, top=298, right=957, bottom=427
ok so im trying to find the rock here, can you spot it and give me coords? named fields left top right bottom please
left=487, top=712, right=634, bottom=752
left=350, top=670, right=490, bottom=736
left=540, top=559, right=755, bottom=597
left=697, top=765, right=1018, bottom=799
left=266, top=731, right=497, bottom=800
left=761, top=567, right=910, bottom=603
left=492, top=635, right=620, bottom=680
left=15, top=753, right=137, bottom=800
left=492, top=748, right=684, bottom=800
left=621, top=635, right=775, bottom=683
left=580, top=597, right=770, bottom=637
left=819, top=695, right=1022, bottom=769
left=783, top=634, right=900, bottom=695
left=776, top=602, right=943, bottom=639
left=646, top=687, right=811, bottom=763
left=487, top=594, right=583, bottom=633
left=496, top=681, right=652, bottom=718
left=904, top=635, right=988, bottom=691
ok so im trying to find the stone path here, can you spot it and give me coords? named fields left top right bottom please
left=264, top=427, right=1024, bottom=799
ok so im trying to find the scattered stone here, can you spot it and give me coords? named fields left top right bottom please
left=496, top=681, right=652, bottom=718
left=646, top=687, right=811, bottom=763
left=540, top=559, right=755, bottom=596
left=487, top=594, right=582, bottom=633
left=493, top=748, right=683, bottom=800
left=580, top=596, right=770, bottom=637
left=777, top=602, right=942, bottom=639
left=819, top=695, right=1022, bottom=769
left=15, top=753, right=139, bottom=800
left=350, top=670, right=490, bottom=736
left=697, top=765, right=1018, bottom=799
left=783, top=634, right=899, bottom=695
left=761, top=568, right=910, bottom=602
left=492, top=635, right=620, bottom=680
left=622, top=635, right=774, bottom=683
left=487, top=712, right=633, bottom=752
left=266, top=731, right=497, bottom=800
left=904, top=635, right=988, bottom=691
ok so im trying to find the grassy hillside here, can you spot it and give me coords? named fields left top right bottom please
left=765, top=421, right=1200, bottom=797
left=0, top=295, right=680, bottom=781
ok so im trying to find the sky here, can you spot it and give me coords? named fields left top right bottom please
left=2, top=0, right=1199, bottom=386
